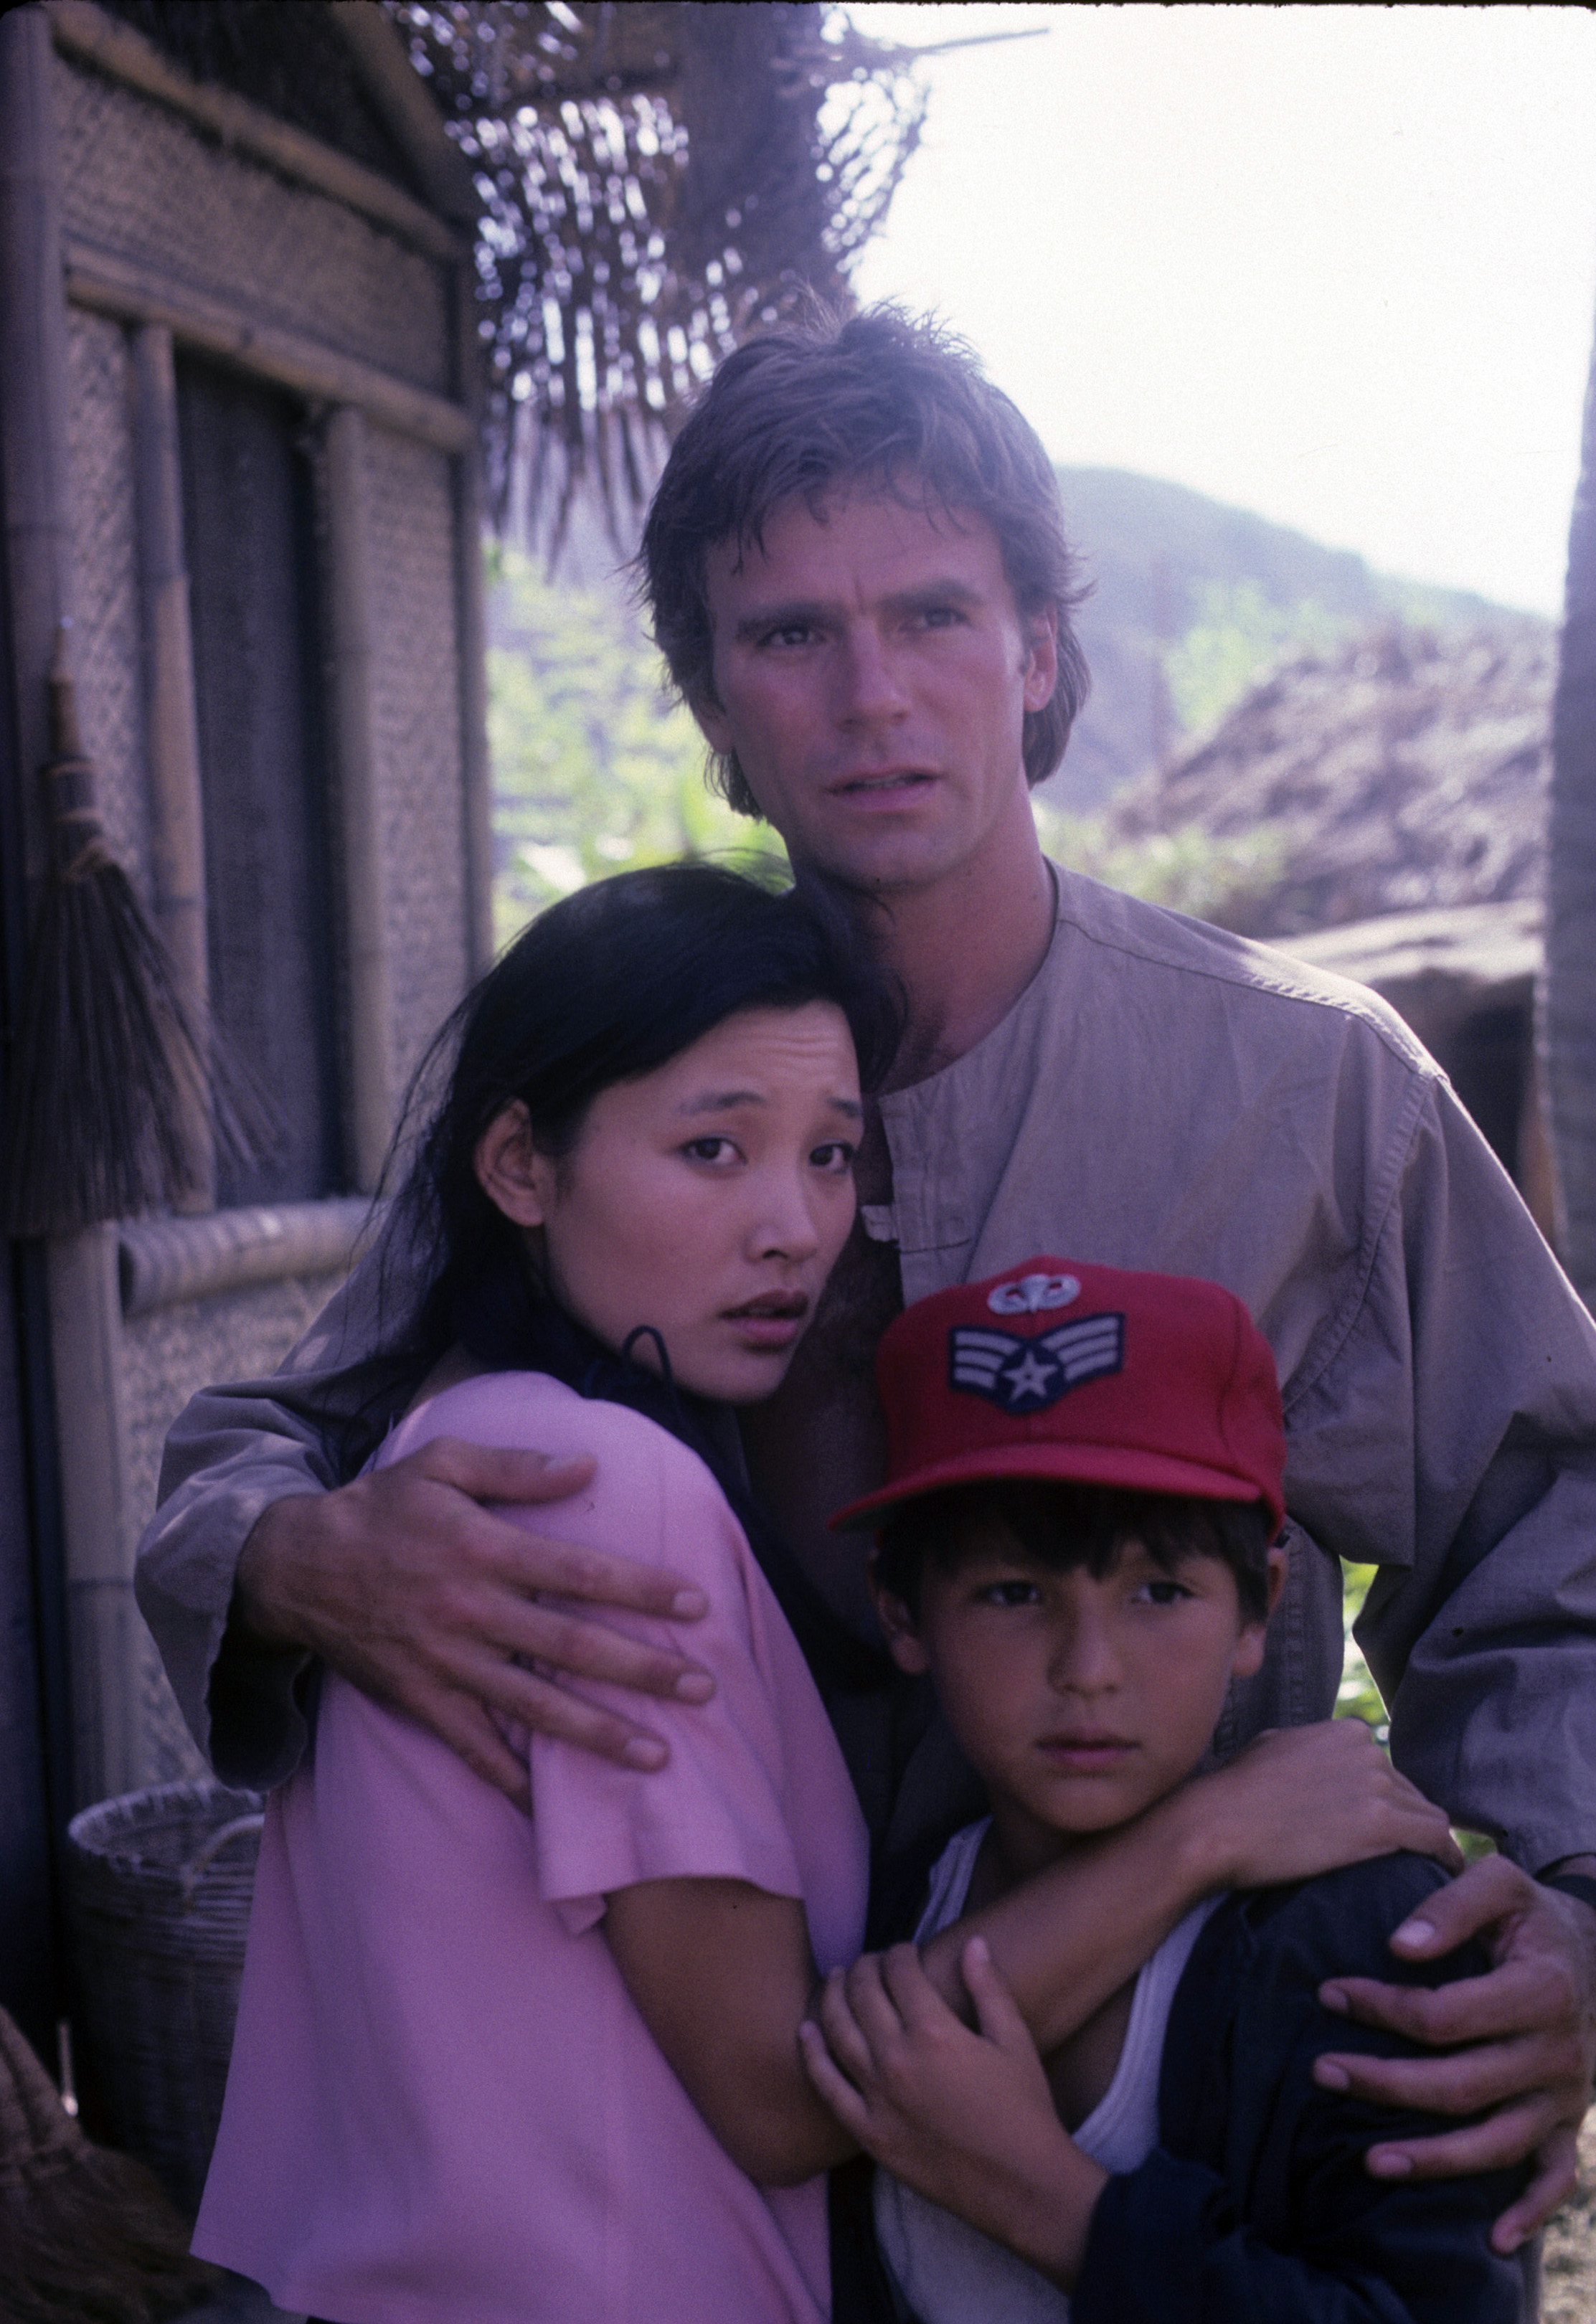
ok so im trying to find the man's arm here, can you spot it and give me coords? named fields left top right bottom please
left=1285, top=1079, right=1596, bottom=2226
left=135, top=1234, right=716, bottom=1800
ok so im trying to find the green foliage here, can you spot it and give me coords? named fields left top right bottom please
left=1033, top=797, right=1288, bottom=932
left=1336, top=1562, right=1388, bottom=1740
left=488, top=547, right=787, bottom=948
left=1336, top=1558, right=1493, bottom=1856
left=1162, top=580, right=1353, bottom=737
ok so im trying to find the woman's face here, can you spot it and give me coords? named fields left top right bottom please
left=476, top=1002, right=863, bottom=1402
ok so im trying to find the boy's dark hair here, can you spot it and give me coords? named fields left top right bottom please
left=638, top=304, right=1091, bottom=816
left=874, top=1478, right=1275, bottom=1626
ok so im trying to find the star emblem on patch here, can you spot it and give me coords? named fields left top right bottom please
left=949, top=1313, right=1125, bottom=1413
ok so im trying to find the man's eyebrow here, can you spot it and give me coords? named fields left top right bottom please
left=676, top=1090, right=864, bottom=1121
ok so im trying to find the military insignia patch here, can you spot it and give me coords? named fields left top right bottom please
left=948, top=1313, right=1125, bottom=1413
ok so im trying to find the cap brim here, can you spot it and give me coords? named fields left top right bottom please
left=830, top=1441, right=1276, bottom=1531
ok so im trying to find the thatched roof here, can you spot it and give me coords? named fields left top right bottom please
left=1102, top=623, right=1554, bottom=940
left=91, top=3, right=934, bottom=550
left=394, top=1, right=931, bottom=544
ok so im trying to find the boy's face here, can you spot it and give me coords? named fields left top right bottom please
left=874, top=1507, right=1283, bottom=1879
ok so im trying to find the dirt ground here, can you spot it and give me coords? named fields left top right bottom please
left=1541, top=2109, right=1596, bottom=2321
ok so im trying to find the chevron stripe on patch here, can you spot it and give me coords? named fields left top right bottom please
left=948, top=1313, right=1125, bottom=1413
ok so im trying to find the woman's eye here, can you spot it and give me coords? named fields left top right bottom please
left=681, top=1137, right=739, bottom=1164
left=810, top=1140, right=856, bottom=1173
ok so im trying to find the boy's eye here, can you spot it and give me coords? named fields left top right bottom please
left=978, top=1578, right=1043, bottom=1610
left=1139, top=1577, right=1194, bottom=1607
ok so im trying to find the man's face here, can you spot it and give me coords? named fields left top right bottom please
left=694, top=487, right=1058, bottom=897
left=875, top=1513, right=1278, bottom=1881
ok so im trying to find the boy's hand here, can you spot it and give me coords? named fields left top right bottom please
left=1313, top=1853, right=1596, bottom=2250
left=234, top=1438, right=717, bottom=1808
left=1194, top=1719, right=1463, bottom=1889
left=799, top=1936, right=1107, bottom=2287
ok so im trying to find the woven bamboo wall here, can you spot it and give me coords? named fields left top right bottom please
left=366, top=422, right=471, bottom=1095
left=122, top=1271, right=352, bottom=1787
left=42, top=40, right=474, bottom=1801
left=53, top=55, right=450, bottom=392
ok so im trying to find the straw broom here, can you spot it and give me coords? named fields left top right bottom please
left=0, top=2006, right=218, bottom=2324
left=4, top=628, right=278, bottom=1238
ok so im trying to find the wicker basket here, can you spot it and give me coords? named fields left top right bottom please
left=65, top=1779, right=265, bottom=2214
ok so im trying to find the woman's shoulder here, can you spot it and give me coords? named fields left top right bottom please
left=374, top=1371, right=750, bottom=1597
left=379, top=1369, right=726, bottom=1502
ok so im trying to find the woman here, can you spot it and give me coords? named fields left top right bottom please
left=194, top=866, right=1455, bottom=2324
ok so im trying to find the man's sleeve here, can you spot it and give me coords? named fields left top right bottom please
left=133, top=1227, right=420, bottom=1787
left=1287, top=1075, right=1596, bottom=1871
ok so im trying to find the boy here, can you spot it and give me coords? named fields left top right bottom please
left=803, top=1257, right=1526, bottom=2324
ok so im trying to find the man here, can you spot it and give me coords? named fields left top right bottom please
left=138, top=308, right=1595, bottom=2251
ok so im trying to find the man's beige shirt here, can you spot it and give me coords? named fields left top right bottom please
left=137, top=866, right=1596, bottom=1871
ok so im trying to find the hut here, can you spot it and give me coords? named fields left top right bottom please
left=0, top=0, right=491, bottom=2055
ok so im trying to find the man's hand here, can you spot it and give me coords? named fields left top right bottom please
left=234, top=1437, right=716, bottom=1810
left=1312, top=1853, right=1596, bottom=2251
left=799, top=1937, right=1107, bottom=2287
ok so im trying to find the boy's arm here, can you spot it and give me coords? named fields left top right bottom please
left=803, top=1870, right=1526, bottom=2324
left=602, top=1731, right=1453, bottom=2216
left=801, top=1935, right=1107, bottom=2287
left=915, top=1719, right=1461, bottom=2051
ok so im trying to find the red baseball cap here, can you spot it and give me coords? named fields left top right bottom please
left=830, top=1256, right=1285, bottom=1532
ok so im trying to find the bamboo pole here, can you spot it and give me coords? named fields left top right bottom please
left=328, top=1, right=479, bottom=227
left=453, top=265, right=495, bottom=977
left=131, top=321, right=212, bottom=1209
left=0, top=4, right=73, bottom=874
left=65, top=238, right=473, bottom=456
left=0, top=7, right=138, bottom=1809
left=324, top=405, right=395, bottom=1195
left=44, top=1227, right=138, bottom=1809
left=118, top=1194, right=372, bottom=1317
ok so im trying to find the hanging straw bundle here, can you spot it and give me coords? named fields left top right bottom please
left=3, top=628, right=277, bottom=1239
left=0, top=2006, right=217, bottom=2324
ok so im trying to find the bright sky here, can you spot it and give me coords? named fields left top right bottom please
left=849, top=3, right=1596, bottom=617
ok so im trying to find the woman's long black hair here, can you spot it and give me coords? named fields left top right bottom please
left=356, top=864, right=902, bottom=1694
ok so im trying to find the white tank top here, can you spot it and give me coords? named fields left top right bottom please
left=872, top=1820, right=1221, bottom=2324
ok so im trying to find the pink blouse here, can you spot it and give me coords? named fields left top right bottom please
left=194, top=1373, right=869, bottom=2323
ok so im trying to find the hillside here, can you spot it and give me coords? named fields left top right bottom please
left=1080, top=622, right=1554, bottom=940
left=1049, top=466, right=1544, bottom=810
